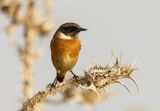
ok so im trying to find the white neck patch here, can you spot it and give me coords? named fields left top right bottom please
left=59, top=32, right=72, bottom=40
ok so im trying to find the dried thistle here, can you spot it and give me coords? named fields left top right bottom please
left=20, top=54, right=139, bottom=111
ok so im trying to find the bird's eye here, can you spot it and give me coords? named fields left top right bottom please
left=70, top=26, right=77, bottom=31
left=65, top=26, right=78, bottom=33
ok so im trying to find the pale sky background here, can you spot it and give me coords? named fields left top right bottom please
left=0, top=0, right=160, bottom=111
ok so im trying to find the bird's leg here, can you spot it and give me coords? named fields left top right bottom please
left=50, top=76, right=57, bottom=91
left=70, top=70, right=79, bottom=80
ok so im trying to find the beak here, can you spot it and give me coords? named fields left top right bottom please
left=78, top=27, right=87, bottom=32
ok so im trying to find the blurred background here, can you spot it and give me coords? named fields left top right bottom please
left=0, top=0, right=160, bottom=111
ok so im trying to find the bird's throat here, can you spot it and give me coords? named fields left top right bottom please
left=58, top=32, right=79, bottom=40
left=59, top=32, right=73, bottom=40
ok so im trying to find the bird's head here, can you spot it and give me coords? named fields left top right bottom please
left=57, top=22, right=87, bottom=39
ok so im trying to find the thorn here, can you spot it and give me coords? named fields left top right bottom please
left=106, top=56, right=113, bottom=67
left=125, top=62, right=129, bottom=68
left=129, top=77, right=140, bottom=94
left=130, top=57, right=138, bottom=68
left=88, top=63, right=93, bottom=68
left=94, top=58, right=99, bottom=67
left=83, top=70, right=90, bottom=76
left=99, top=65, right=103, bottom=69
left=119, top=50, right=123, bottom=62
left=115, top=81, right=132, bottom=95
left=80, top=83, right=100, bottom=98
left=111, top=50, right=121, bottom=67
left=90, top=84, right=100, bottom=98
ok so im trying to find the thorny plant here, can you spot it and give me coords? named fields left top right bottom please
left=0, top=0, right=54, bottom=100
left=20, top=54, right=139, bottom=111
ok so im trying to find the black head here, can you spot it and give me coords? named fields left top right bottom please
left=58, top=22, right=87, bottom=38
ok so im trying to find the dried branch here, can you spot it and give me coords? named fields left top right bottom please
left=20, top=55, right=138, bottom=111
left=0, top=0, right=54, bottom=101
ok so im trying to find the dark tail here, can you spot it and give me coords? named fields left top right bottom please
left=57, top=75, right=64, bottom=82
left=57, top=71, right=66, bottom=82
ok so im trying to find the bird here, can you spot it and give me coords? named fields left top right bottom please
left=50, top=22, right=87, bottom=88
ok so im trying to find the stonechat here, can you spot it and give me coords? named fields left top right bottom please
left=50, top=22, right=87, bottom=87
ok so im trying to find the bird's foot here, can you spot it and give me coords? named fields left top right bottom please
left=49, top=77, right=57, bottom=92
left=73, top=75, right=79, bottom=81
left=49, top=83, right=55, bottom=92
left=70, top=70, right=79, bottom=81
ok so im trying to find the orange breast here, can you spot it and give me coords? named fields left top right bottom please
left=50, top=37, right=81, bottom=73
